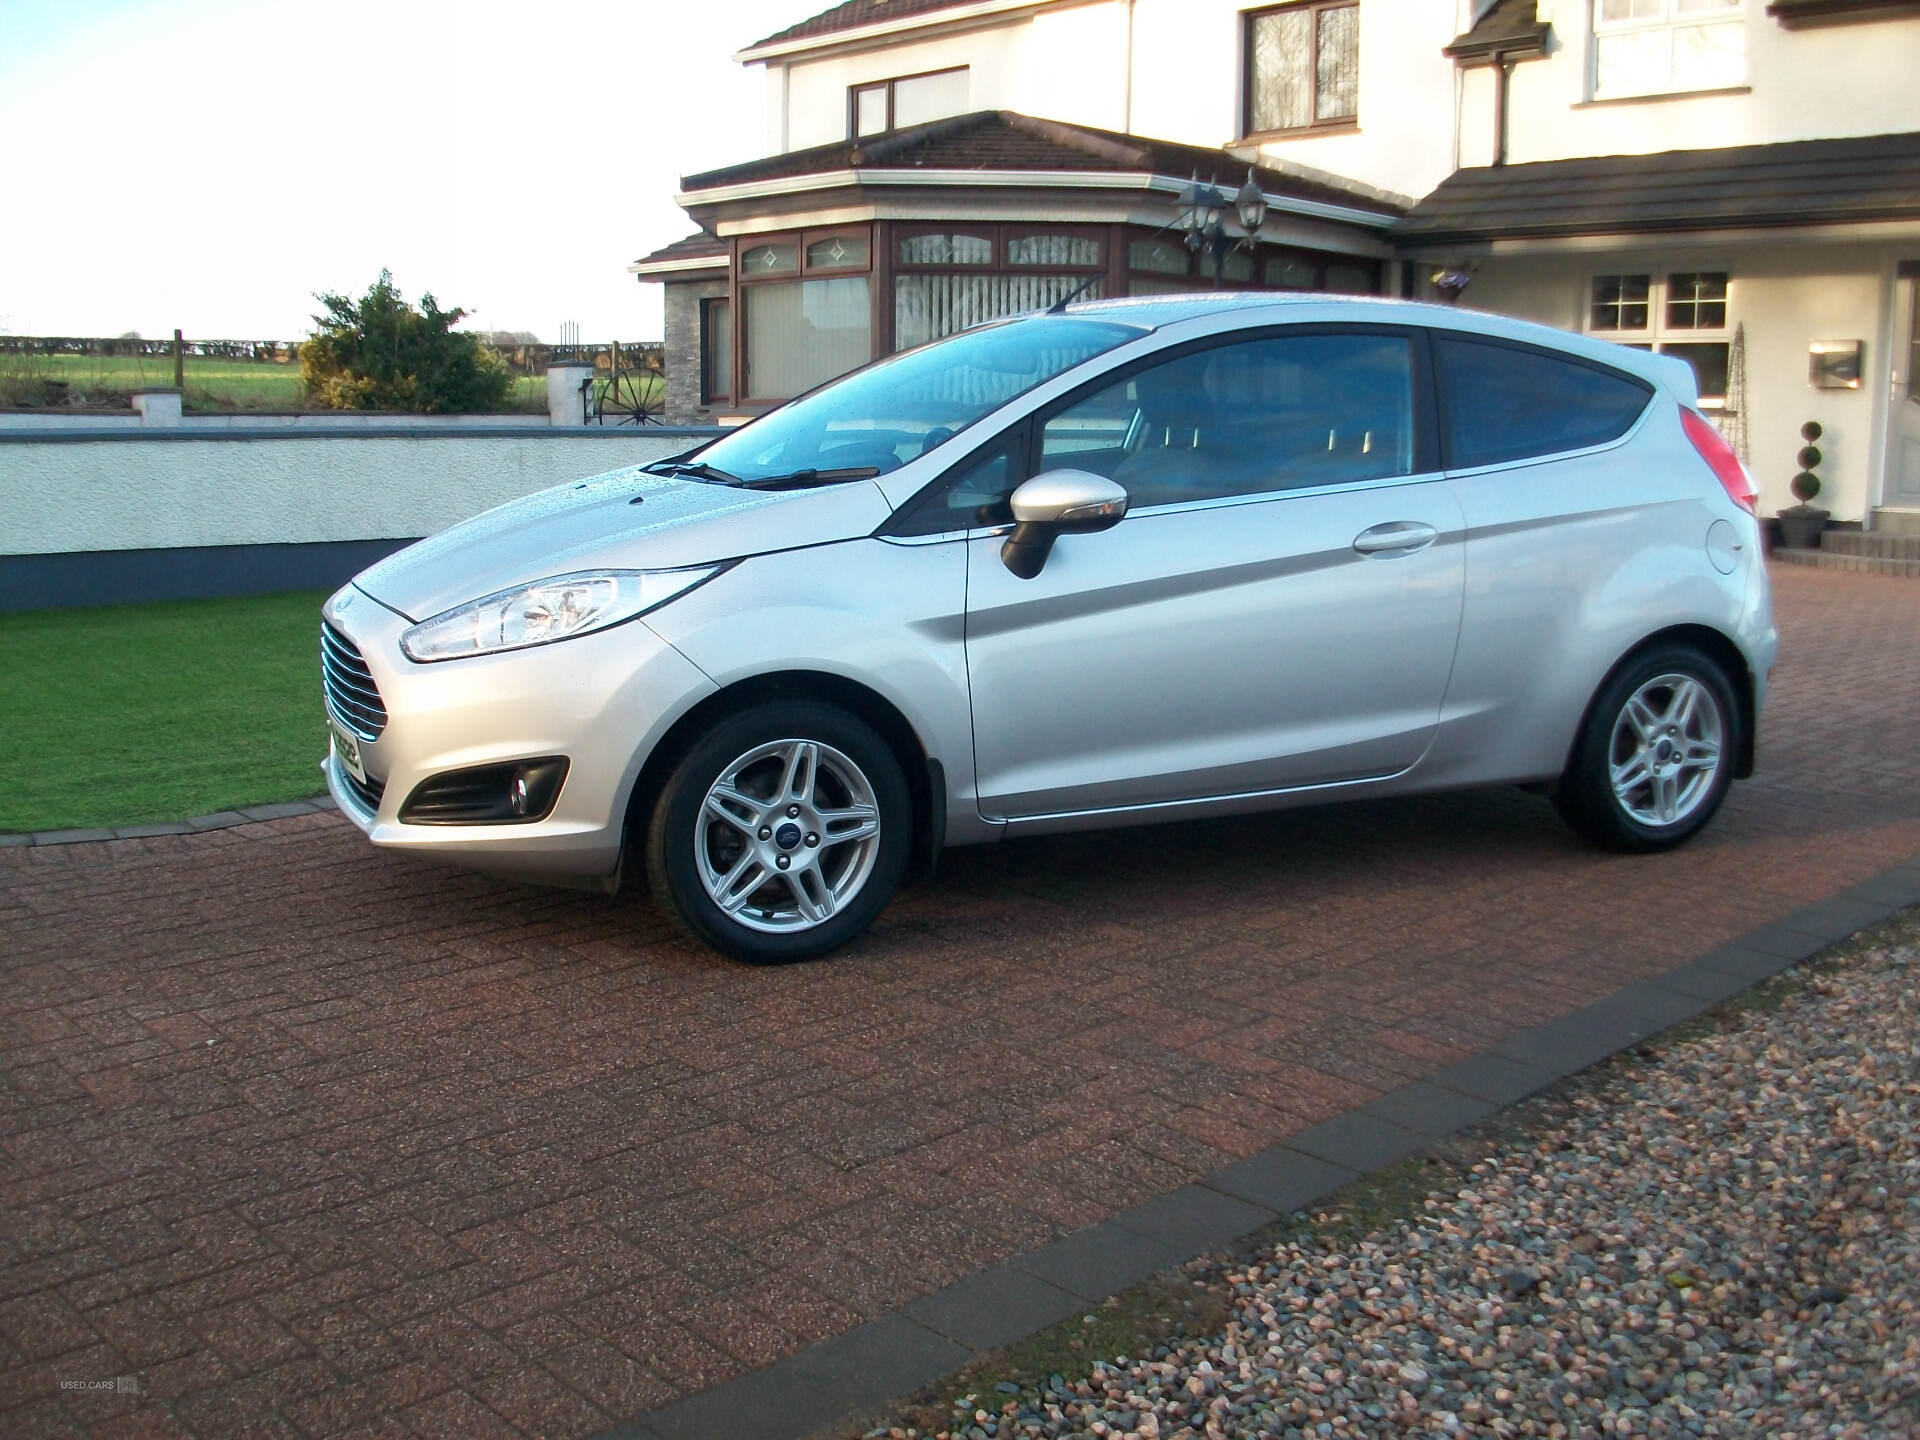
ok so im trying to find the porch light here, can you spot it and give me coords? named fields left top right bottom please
left=1234, top=170, right=1268, bottom=235
left=1171, top=170, right=1264, bottom=289
left=1177, top=174, right=1227, bottom=251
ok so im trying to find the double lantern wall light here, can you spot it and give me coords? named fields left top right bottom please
left=1175, top=169, right=1270, bottom=289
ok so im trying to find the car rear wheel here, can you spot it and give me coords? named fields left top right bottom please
left=644, top=700, right=911, bottom=963
left=1554, top=645, right=1739, bottom=853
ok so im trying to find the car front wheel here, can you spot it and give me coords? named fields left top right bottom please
left=1554, top=645, right=1739, bottom=853
left=644, top=700, right=911, bottom=963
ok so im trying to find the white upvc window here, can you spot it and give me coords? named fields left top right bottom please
left=848, top=67, right=969, bottom=138
left=1593, top=0, right=1746, bottom=101
left=1587, top=268, right=1734, bottom=407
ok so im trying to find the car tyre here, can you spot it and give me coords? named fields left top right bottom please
left=1553, top=644, right=1740, bottom=854
left=644, top=700, right=911, bottom=963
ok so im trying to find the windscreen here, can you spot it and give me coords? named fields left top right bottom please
left=689, top=316, right=1143, bottom=482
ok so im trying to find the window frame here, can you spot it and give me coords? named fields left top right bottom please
left=890, top=224, right=1107, bottom=274
left=883, top=323, right=1441, bottom=538
left=1002, top=225, right=1107, bottom=270
left=699, top=296, right=731, bottom=406
left=1590, top=0, right=1748, bottom=102
left=1241, top=0, right=1362, bottom=141
left=886, top=428, right=1036, bottom=538
left=847, top=65, right=970, bottom=138
left=892, top=226, right=1000, bottom=270
left=734, top=226, right=879, bottom=405
left=800, top=230, right=874, bottom=276
left=1584, top=266, right=1733, bottom=408
left=1432, top=331, right=1656, bottom=474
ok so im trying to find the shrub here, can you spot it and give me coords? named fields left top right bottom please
left=1791, top=420, right=1823, bottom=506
left=299, top=271, right=510, bottom=413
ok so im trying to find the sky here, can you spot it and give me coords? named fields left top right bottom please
left=0, top=0, right=822, bottom=342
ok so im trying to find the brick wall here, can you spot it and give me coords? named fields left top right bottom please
left=663, top=277, right=729, bottom=425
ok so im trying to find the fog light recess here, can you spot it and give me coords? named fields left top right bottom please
left=398, top=758, right=568, bottom=825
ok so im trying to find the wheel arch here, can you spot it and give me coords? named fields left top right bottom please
left=1570, top=623, right=1756, bottom=782
left=621, top=669, right=940, bottom=883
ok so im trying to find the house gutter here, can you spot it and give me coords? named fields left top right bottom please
left=1395, top=214, right=1920, bottom=255
left=675, top=168, right=1402, bottom=230
left=627, top=254, right=729, bottom=277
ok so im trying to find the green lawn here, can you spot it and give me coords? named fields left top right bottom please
left=0, top=591, right=333, bottom=833
left=0, top=352, right=557, bottom=413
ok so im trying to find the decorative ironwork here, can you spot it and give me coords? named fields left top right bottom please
left=586, top=341, right=665, bottom=426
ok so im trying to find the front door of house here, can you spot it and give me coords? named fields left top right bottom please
left=1888, top=267, right=1920, bottom=511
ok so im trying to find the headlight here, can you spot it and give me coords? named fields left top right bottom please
left=399, top=567, right=723, bottom=662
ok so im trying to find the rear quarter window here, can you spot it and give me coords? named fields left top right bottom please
left=1435, top=335, right=1653, bottom=470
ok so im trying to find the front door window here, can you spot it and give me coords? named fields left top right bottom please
left=1036, top=330, right=1416, bottom=507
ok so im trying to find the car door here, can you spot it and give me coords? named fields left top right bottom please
left=958, top=326, right=1467, bottom=822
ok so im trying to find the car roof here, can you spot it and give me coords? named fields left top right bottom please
left=1057, top=292, right=1699, bottom=403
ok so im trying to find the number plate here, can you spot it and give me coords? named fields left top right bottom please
left=331, top=721, right=367, bottom=784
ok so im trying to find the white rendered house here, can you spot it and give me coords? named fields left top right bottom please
left=632, top=0, right=1920, bottom=529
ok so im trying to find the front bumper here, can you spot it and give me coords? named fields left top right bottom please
left=323, top=588, right=717, bottom=887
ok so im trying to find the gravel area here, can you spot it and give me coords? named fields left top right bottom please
left=888, top=918, right=1919, bottom=1440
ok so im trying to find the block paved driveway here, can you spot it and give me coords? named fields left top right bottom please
left=4, top=564, right=1918, bottom=1439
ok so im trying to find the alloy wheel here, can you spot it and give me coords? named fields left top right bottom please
left=1607, top=672, right=1724, bottom=828
left=693, top=738, right=882, bottom=933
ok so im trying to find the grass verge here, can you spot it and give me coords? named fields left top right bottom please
left=0, top=590, right=331, bottom=832
left=840, top=904, right=1918, bottom=1438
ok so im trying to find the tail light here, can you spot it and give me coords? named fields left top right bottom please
left=1680, top=408, right=1757, bottom=515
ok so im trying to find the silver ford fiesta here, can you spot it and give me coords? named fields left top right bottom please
left=322, top=295, right=1775, bottom=963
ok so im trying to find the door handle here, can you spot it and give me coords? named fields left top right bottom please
left=1353, top=521, right=1438, bottom=555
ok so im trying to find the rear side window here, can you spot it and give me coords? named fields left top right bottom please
left=1436, top=335, right=1652, bottom=470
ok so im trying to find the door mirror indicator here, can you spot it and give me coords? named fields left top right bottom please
left=1001, top=470, right=1129, bottom=578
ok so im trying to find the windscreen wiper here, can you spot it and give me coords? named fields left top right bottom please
left=735, top=467, right=881, bottom=491
left=644, top=460, right=741, bottom=484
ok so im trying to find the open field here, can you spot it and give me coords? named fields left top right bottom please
left=3, top=351, right=310, bottom=408
left=0, top=590, right=331, bottom=831
left=0, top=351, right=606, bottom=414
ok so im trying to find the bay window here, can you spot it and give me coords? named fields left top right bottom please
left=893, top=226, right=1106, bottom=352
left=736, top=229, right=874, bottom=403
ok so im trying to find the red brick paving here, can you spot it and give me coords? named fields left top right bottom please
left=3, top=565, right=1918, bottom=1437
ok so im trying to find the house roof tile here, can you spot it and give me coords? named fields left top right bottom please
left=679, top=109, right=1404, bottom=217
left=629, top=231, right=728, bottom=269
left=746, top=0, right=1007, bottom=52
left=1443, top=0, right=1550, bottom=60
left=1394, top=131, right=1920, bottom=244
left=1765, top=0, right=1920, bottom=23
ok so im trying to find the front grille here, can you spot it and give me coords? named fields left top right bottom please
left=321, top=623, right=388, bottom=740
left=340, top=766, right=386, bottom=814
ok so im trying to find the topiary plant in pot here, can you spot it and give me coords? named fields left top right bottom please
left=1777, top=420, right=1830, bottom=551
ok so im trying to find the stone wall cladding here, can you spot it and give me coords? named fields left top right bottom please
left=664, top=276, right=730, bottom=425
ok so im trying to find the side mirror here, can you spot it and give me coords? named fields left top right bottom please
left=1000, top=470, right=1129, bottom=579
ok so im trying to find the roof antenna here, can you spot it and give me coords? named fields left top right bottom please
left=1047, top=273, right=1101, bottom=314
